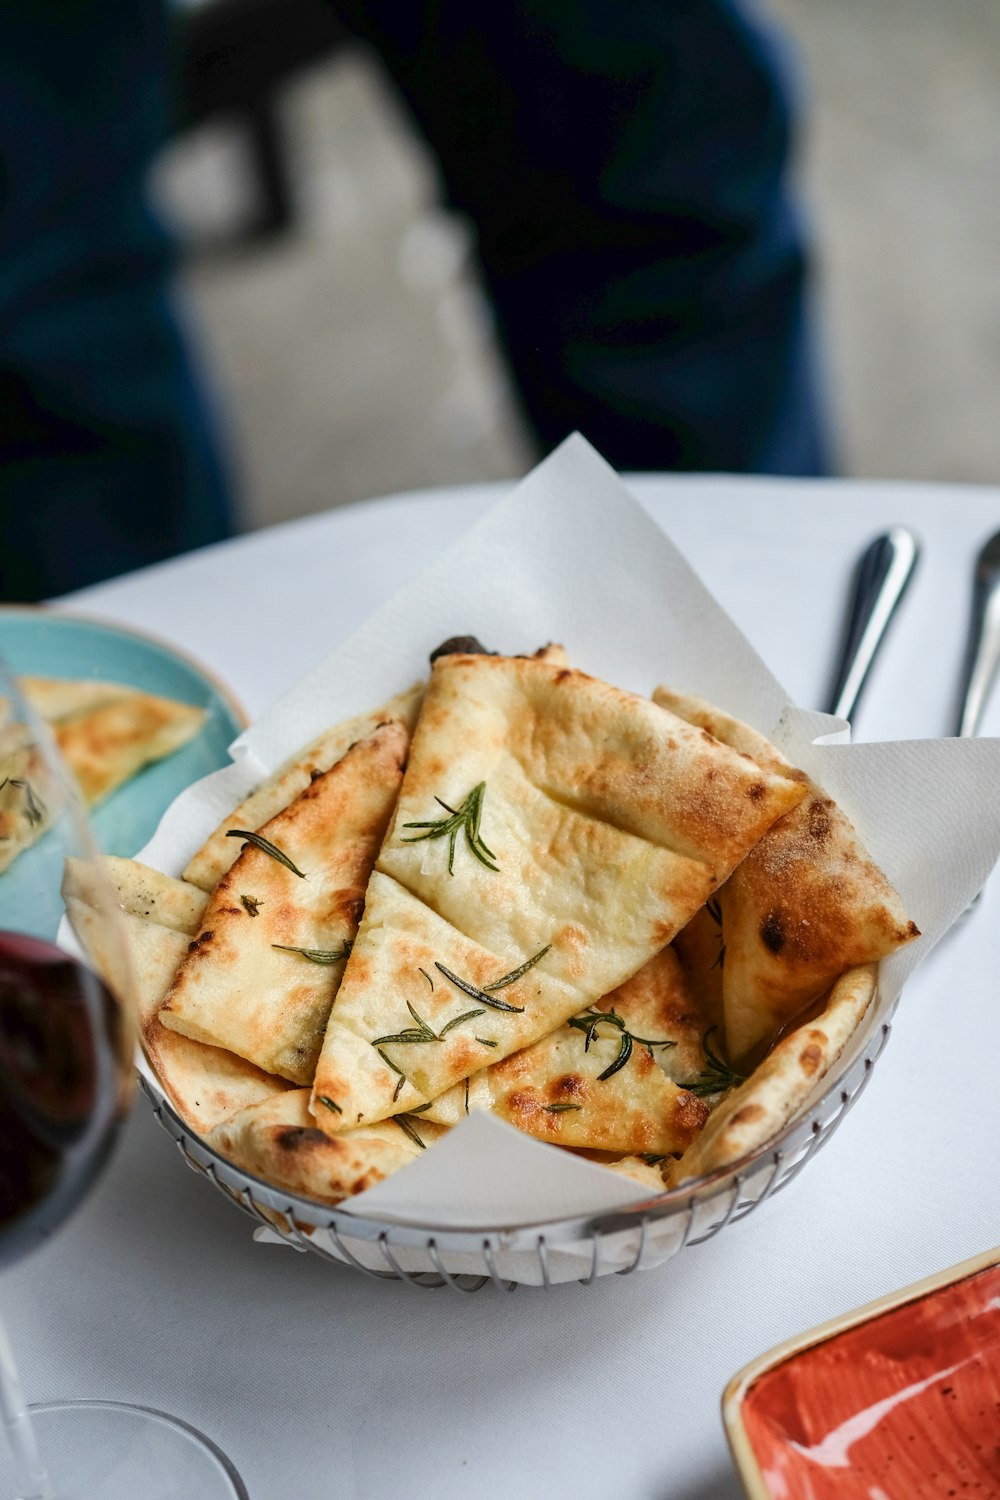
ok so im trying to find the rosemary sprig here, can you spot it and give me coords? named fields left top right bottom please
left=372, top=1000, right=484, bottom=1048
left=240, top=894, right=263, bottom=918
left=271, top=942, right=352, bottom=965
left=434, top=962, right=524, bottom=1013
left=545, top=1102, right=582, bottom=1114
left=679, top=1028, right=745, bottom=1098
left=401, top=781, right=498, bottom=875
left=317, top=1095, right=342, bottom=1115
left=372, top=999, right=437, bottom=1047
left=567, top=1008, right=676, bottom=1081
left=395, top=1115, right=427, bottom=1150
left=482, top=945, right=550, bottom=992
left=226, top=829, right=306, bottom=878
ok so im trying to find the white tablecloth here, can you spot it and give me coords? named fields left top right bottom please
left=7, top=474, right=1000, bottom=1500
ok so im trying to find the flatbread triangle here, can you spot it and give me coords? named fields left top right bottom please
left=159, top=720, right=409, bottom=1082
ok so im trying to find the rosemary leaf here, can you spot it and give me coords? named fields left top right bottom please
left=395, top=1115, right=426, bottom=1150
left=597, top=1029, right=633, bottom=1081
left=317, top=1095, right=342, bottom=1115
left=475, top=1037, right=498, bottom=1048
left=240, top=894, right=263, bottom=918
left=226, top=829, right=306, bottom=878
left=642, top=1153, right=667, bottom=1166
left=568, top=1009, right=676, bottom=1080
left=371, top=1028, right=437, bottom=1047
left=545, top=1102, right=582, bottom=1114
left=372, top=999, right=437, bottom=1047
left=434, top=962, right=524, bottom=1013
left=271, top=942, right=352, bottom=965
left=482, top=945, right=550, bottom=992
left=418, top=967, right=435, bottom=990
left=377, top=1048, right=404, bottom=1077
left=437, top=1007, right=486, bottom=1038
left=405, top=1000, right=436, bottom=1035
left=409, top=1102, right=433, bottom=1115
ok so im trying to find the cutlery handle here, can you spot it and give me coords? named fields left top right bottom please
left=825, top=527, right=921, bottom=722
left=955, top=544, right=1000, bottom=737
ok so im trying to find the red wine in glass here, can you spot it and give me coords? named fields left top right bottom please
left=0, top=933, right=128, bottom=1270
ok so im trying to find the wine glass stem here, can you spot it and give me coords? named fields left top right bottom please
left=0, top=1315, right=52, bottom=1500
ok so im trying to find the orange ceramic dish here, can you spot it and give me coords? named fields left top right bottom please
left=723, top=1246, right=1000, bottom=1500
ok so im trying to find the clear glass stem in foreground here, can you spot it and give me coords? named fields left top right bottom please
left=0, top=1313, right=51, bottom=1500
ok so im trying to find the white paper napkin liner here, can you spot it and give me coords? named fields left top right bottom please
left=338, top=1113, right=656, bottom=1225
left=226, top=432, right=792, bottom=773
left=126, top=433, right=1000, bottom=1230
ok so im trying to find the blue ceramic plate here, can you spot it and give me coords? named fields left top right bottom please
left=0, top=607, right=245, bottom=938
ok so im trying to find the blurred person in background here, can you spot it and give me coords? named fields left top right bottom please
left=0, top=0, right=234, bottom=602
left=0, top=0, right=826, bottom=603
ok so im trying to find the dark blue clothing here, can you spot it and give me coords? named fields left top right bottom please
left=0, top=0, right=827, bottom=601
left=0, top=1, right=233, bottom=601
left=337, top=0, right=829, bottom=478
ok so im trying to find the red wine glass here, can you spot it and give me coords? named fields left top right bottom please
left=0, top=661, right=246, bottom=1499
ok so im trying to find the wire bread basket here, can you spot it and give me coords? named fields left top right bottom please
left=140, top=982, right=895, bottom=1292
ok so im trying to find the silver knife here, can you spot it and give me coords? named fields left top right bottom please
left=954, top=528, right=1000, bottom=737
left=825, top=527, right=921, bottom=723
